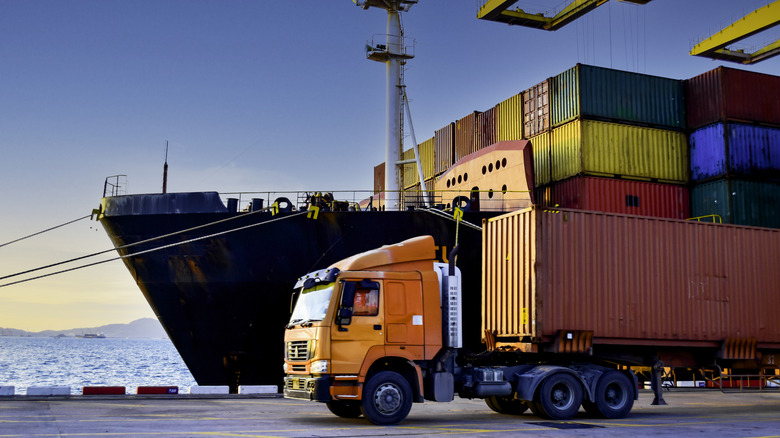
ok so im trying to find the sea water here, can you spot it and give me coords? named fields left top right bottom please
left=0, top=336, right=196, bottom=395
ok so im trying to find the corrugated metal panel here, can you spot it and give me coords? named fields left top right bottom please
left=455, top=111, right=479, bottom=162
left=691, top=178, right=780, bottom=229
left=402, top=148, right=417, bottom=189
left=550, top=119, right=689, bottom=183
left=550, top=64, right=686, bottom=130
left=523, top=80, right=549, bottom=138
left=685, top=66, right=780, bottom=131
left=435, top=123, right=455, bottom=176
left=535, top=176, right=690, bottom=219
left=374, top=162, right=385, bottom=194
left=419, top=137, right=435, bottom=181
left=476, top=107, right=498, bottom=151
left=529, top=131, right=551, bottom=187
left=497, top=92, right=523, bottom=141
left=483, top=207, right=780, bottom=344
left=690, top=122, right=780, bottom=182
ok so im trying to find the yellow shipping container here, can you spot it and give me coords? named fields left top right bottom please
left=402, top=138, right=435, bottom=189
left=529, top=131, right=551, bottom=187
left=497, top=92, right=523, bottom=141
left=550, top=119, right=689, bottom=184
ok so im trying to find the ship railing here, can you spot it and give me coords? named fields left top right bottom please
left=103, top=175, right=128, bottom=198
left=216, top=189, right=532, bottom=213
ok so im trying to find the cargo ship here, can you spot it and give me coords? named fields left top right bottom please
left=98, top=2, right=780, bottom=391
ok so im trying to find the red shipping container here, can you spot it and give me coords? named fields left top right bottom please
left=475, top=106, right=497, bottom=152
left=686, top=66, right=780, bottom=130
left=455, top=111, right=479, bottom=162
left=434, top=123, right=455, bottom=176
left=535, top=176, right=690, bottom=219
left=373, top=162, right=385, bottom=195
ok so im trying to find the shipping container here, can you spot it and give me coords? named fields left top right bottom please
left=690, top=122, right=780, bottom=182
left=523, top=80, right=549, bottom=138
left=685, top=66, right=780, bottom=130
left=528, top=131, right=551, bottom=187
left=534, top=175, right=690, bottom=219
left=550, top=119, right=689, bottom=183
left=455, top=111, right=479, bottom=162
left=483, top=207, right=780, bottom=347
left=549, top=64, right=685, bottom=130
left=690, top=178, right=780, bottom=229
left=434, top=123, right=455, bottom=176
left=496, top=92, right=523, bottom=141
left=419, top=137, right=435, bottom=181
left=402, top=147, right=417, bottom=189
left=373, top=162, right=385, bottom=195
left=475, top=106, right=498, bottom=152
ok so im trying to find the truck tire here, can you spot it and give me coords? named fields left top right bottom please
left=533, top=373, right=583, bottom=420
left=326, top=401, right=363, bottom=418
left=360, top=371, right=413, bottom=425
left=582, top=371, right=634, bottom=419
left=485, top=395, right=529, bottom=415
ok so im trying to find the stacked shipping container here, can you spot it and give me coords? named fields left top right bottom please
left=371, top=64, right=779, bottom=228
left=686, top=67, right=780, bottom=228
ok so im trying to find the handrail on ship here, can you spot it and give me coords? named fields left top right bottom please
left=217, top=189, right=532, bottom=213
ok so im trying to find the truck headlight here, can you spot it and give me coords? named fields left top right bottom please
left=282, top=362, right=288, bottom=373
left=310, top=360, right=329, bottom=374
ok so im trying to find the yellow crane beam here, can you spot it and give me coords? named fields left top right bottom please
left=477, top=0, right=650, bottom=30
left=690, top=1, right=780, bottom=64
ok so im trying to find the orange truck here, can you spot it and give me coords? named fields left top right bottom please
left=283, top=207, right=780, bottom=425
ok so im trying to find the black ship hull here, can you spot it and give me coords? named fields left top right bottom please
left=99, top=192, right=498, bottom=391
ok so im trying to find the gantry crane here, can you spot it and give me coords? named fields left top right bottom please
left=690, top=1, right=780, bottom=65
left=477, top=0, right=780, bottom=64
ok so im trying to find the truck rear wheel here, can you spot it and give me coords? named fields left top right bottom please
left=326, top=400, right=363, bottom=418
left=485, top=395, right=528, bottom=415
left=360, top=371, right=413, bottom=425
left=533, top=373, right=583, bottom=420
left=582, top=371, right=634, bottom=419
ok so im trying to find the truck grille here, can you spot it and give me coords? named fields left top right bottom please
left=286, top=340, right=310, bottom=361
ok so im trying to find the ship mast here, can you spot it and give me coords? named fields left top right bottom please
left=358, top=0, right=417, bottom=211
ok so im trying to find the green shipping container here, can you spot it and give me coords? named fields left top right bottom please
left=691, top=179, right=780, bottom=229
left=550, top=64, right=685, bottom=130
left=550, top=119, right=689, bottom=184
left=497, top=92, right=523, bottom=141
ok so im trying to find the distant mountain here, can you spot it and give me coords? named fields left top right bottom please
left=0, top=318, right=168, bottom=339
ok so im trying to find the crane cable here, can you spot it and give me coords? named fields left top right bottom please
left=0, top=210, right=308, bottom=288
left=0, top=215, right=92, bottom=249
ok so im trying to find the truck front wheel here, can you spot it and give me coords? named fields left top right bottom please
left=326, top=400, right=363, bottom=418
left=485, top=395, right=529, bottom=415
left=582, top=371, right=634, bottom=419
left=360, top=371, right=413, bottom=425
left=533, top=373, right=583, bottom=420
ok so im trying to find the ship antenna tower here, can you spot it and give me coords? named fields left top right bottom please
left=357, top=0, right=419, bottom=211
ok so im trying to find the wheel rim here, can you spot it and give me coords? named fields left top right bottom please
left=604, top=382, right=627, bottom=409
left=373, top=383, right=403, bottom=415
left=550, top=382, right=575, bottom=410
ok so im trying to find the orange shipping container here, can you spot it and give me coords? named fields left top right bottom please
left=483, top=207, right=780, bottom=349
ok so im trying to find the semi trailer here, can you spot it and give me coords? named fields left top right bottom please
left=282, top=206, right=780, bottom=425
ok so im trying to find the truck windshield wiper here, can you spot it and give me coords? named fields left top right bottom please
left=285, top=319, right=303, bottom=329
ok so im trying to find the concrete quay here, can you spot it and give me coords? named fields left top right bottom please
left=1, top=390, right=779, bottom=437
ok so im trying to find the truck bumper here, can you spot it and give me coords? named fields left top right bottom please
left=283, top=375, right=331, bottom=401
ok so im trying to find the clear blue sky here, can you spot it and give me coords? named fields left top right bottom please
left=1, top=0, right=778, bottom=331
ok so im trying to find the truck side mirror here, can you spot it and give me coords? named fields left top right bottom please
left=337, top=282, right=357, bottom=328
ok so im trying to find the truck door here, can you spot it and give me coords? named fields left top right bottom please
left=330, top=280, right=383, bottom=373
left=384, top=278, right=424, bottom=347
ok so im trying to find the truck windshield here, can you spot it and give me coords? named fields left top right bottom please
left=289, top=283, right=333, bottom=325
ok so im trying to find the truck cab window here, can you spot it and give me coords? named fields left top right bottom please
left=353, top=288, right=379, bottom=316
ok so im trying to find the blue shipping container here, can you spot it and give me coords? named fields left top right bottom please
left=690, top=178, right=780, bottom=229
left=689, top=122, right=780, bottom=182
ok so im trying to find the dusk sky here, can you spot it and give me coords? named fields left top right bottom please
left=1, top=0, right=779, bottom=332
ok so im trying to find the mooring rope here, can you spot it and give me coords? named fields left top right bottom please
left=0, top=210, right=308, bottom=288
left=0, top=215, right=91, bottom=249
